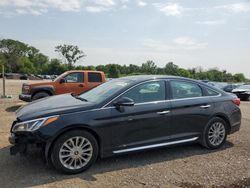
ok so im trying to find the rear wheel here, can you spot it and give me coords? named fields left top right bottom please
left=50, top=130, right=98, bottom=174
left=202, top=117, right=228, bottom=149
left=32, top=92, right=50, bottom=101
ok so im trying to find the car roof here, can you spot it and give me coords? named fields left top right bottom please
left=66, top=70, right=104, bottom=73
left=116, top=75, right=225, bottom=94
left=118, top=75, right=199, bottom=83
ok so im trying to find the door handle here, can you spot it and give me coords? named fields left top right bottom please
left=79, top=84, right=84, bottom=87
left=200, top=105, right=211, bottom=109
left=157, top=110, right=170, bottom=115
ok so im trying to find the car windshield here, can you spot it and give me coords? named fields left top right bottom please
left=237, top=85, right=250, bottom=90
left=78, top=79, right=132, bottom=103
left=54, top=72, right=68, bottom=82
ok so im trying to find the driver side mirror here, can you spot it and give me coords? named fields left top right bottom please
left=114, top=97, right=135, bottom=107
left=59, top=78, right=66, bottom=84
left=114, top=97, right=135, bottom=112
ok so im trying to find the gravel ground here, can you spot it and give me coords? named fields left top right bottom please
left=0, top=79, right=250, bottom=188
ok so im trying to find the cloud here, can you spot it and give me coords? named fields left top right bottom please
left=195, top=20, right=226, bottom=25
left=143, top=38, right=172, bottom=51
left=0, top=0, right=122, bottom=16
left=153, top=3, right=183, bottom=16
left=85, top=6, right=108, bottom=13
left=85, top=0, right=116, bottom=13
left=173, top=37, right=207, bottom=49
left=0, top=0, right=82, bottom=16
left=217, top=3, right=250, bottom=13
left=143, top=37, right=207, bottom=51
left=137, top=0, right=147, bottom=7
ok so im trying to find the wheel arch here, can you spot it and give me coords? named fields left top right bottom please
left=31, top=86, right=55, bottom=98
left=212, top=113, right=231, bottom=133
left=45, top=125, right=101, bottom=163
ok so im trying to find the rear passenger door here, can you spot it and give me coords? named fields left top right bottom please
left=169, top=80, right=214, bottom=139
left=87, top=72, right=103, bottom=91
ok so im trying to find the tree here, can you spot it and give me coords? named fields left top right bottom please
left=107, top=64, right=120, bottom=78
left=46, top=59, right=67, bottom=75
left=0, top=39, right=48, bottom=73
left=178, top=68, right=191, bottom=78
left=164, top=62, right=179, bottom=75
left=55, top=44, right=86, bottom=69
left=233, top=73, right=245, bottom=82
left=96, top=65, right=108, bottom=73
left=19, top=57, right=36, bottom=74
left=128, top=64, right=140, bottom=74
left=0, top=39, right=29, bottom=72
left=141, top=60, right=157, bottom=74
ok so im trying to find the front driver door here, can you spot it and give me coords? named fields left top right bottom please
left=56, top=72, right=85, bottom=95
left=109, top=80, right=172, bottom=152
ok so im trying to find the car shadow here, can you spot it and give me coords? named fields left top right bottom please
left=5, top=105, right=22, bottom=112
left=0, top=141, right=234, bottom=187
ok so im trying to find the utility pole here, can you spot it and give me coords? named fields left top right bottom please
left=2, top=63, right=6, bottom=98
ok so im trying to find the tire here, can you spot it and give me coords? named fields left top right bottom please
left=50, top=130, right=98, bottom=174
left=202, top=117, right=228, bottom=149
left=32, top=92, right=50, bottom=101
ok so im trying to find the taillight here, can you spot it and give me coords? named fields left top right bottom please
left=232, top=98, right=240, bottom=106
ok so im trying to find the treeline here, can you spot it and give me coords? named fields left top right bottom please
left=0, top=39, right=247, bottom=82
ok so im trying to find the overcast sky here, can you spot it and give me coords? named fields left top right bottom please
left=0, top=0, right=249, bottom=77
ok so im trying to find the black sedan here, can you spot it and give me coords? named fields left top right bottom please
left=9, top=75, right=241, bottom=174
left=232, top=84, right=250, bottom=101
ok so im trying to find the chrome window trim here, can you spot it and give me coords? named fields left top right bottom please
left=63, top=80, right=223, bottom=115
left=113, top=137, right=199, bottom=154
left=102, top=79, right=222, bottom=109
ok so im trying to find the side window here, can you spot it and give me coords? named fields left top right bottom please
left=121, top=81, right=166, bottom=103
left=64, top=73, right=84, bottom=83
left=170, top=81, right=202, bottom=99
left=88, top=72, right=102, bottom=82
left=203, top=87, right=220, bottom=96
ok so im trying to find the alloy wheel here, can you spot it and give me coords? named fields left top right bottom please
left=208, top=122, right=226, bottom=146
left=59, top=136, right=93, bottom=170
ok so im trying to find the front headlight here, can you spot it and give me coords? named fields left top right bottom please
left=12, top=116, right=59, bottom=132
left=22, top=84, right=31, bottom=94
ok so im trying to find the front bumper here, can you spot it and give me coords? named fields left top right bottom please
left=9, top=132, right=45, bottom=155
left=19, top=94, right=32, bottom=102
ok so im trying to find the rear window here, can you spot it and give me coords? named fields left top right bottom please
left=170, top=80, right=202, bottom=99
left=88, top=72, right=102, bottom=82
left=203, top=87, right=220, bottom=96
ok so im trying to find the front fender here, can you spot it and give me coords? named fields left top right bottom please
left=31, top=85, right=55, bottom=96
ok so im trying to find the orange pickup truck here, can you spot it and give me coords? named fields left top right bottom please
left=19, top=70, right=106, bottom=102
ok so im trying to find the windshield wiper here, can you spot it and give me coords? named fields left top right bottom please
left=71, top=93, right=88, bottom=102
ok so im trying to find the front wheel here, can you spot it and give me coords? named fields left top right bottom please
left=32, top=92, right=50, bottom=101
left=50, top=130, right=98, bottom=174
left=202, top=117, right=228, bottom=149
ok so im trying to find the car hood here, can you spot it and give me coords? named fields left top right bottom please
left=232, top=88, right=250, bottom=93
left=16, top=94, right=96, bottom=121
left=25, top=81, right=54, bottom=87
